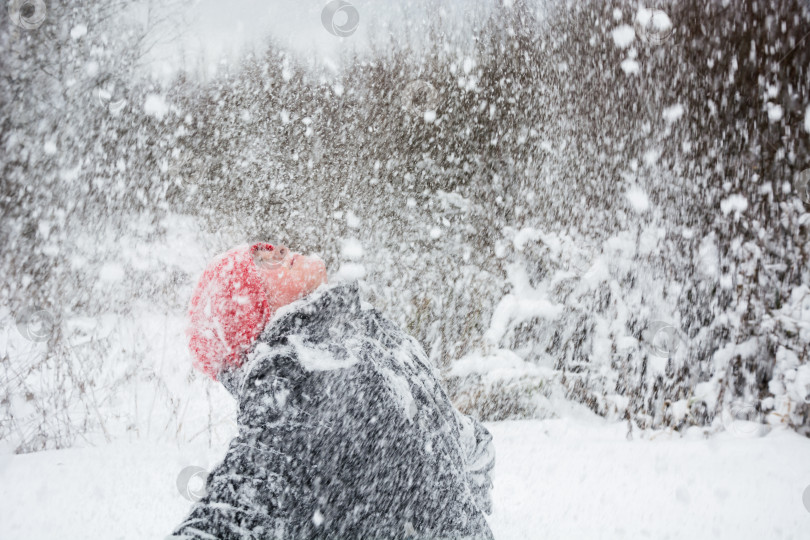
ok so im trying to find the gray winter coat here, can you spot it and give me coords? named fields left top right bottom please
left=170, top=281, right=495, bottom=539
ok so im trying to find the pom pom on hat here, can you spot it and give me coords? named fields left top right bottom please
left=186, top=243, right=275, bottom=379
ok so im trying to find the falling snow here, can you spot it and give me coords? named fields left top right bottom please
left=2, top=0, right=810, bottom=538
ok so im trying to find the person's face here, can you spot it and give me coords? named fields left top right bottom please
left=252, top=245, right=328, bottom=311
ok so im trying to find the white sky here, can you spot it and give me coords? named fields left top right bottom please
left=143, top=0, right=501, bottom=81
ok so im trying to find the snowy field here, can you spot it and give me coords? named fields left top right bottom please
left=2, top=415, right=809, bottom=540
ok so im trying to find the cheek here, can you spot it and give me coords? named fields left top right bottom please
left=258, top=268, right=286, bottom=295
left=267, top=271, right=311, bottom=305
left=258, top=260, right=325, bottom=308
left=277, top=277, right=303, bottom=297
left=300, top=257, right=326, bottom=276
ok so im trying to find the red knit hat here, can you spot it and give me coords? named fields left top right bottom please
left=187, top=242, right=275, bottom=379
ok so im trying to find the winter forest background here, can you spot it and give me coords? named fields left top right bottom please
left=1, top=0, right=810, bottom=457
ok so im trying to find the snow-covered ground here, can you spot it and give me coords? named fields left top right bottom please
left=2, top=415, right=809, bottom=539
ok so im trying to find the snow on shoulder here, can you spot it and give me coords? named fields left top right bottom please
left=287, top=334, right=359, bottom=371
